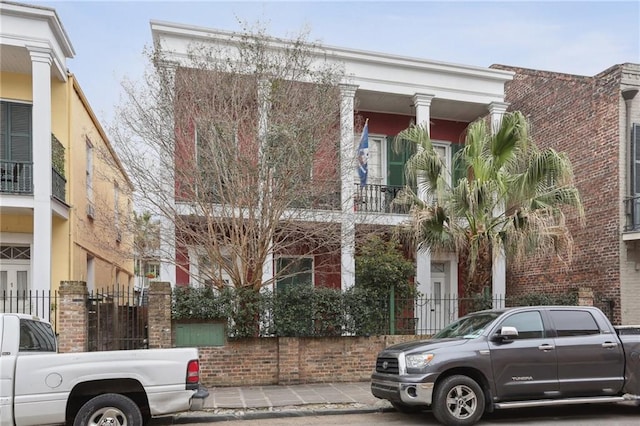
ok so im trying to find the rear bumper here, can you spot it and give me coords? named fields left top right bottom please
left=189, top=385, right=209, bottom=411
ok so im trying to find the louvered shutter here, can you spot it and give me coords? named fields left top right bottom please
left=10, top=103, right=31, bottom=162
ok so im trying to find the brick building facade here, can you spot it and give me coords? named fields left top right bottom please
left=492, top=63, right=640, bottom=324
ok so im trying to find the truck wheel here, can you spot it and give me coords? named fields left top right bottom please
left=433, top=375, right=485, bottom=426
left=73, top=393, right=143, bottom=426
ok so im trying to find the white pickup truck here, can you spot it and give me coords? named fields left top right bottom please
left=0, top=313, right=209, bottom=426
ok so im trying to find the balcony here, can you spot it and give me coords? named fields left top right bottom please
left=0, top=160, right=32, bottom=194
left=0, top=134, right=66, bottom=203
left=354, top=183, right=410, bottom=214
left=624, top=195, right=640, bottom=235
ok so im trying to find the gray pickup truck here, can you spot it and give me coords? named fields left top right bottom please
left=371, top=305, right=640, bottom=426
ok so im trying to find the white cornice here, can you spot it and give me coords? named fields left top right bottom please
left=150, top=20, right=513, bottom=84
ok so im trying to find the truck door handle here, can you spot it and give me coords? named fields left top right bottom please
left=602, top=342, right=618, bottom=349
left=538, top=344, right=554, bottom=351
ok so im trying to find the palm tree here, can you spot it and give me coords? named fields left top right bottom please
left=396, top=111, right=584, bottom=296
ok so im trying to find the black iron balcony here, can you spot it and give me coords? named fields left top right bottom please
left=52, top=168, right=67, bottom=203
left=0, top=160, right=32, bottom=194
left=354, top=183, right=410, bottom=214
left=624, top=195, right=640, bottom=232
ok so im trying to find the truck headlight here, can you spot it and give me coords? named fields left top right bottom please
left=405, top=353, right=435, bottom=369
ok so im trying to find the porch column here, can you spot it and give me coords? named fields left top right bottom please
left=339, top=84, right=358, bottom=290
left=489, top=101, right=509, bottom=307
left=413, top=94, right=435, bottom=299
left=258, top=79, right=274, bottom=287
left=29, top=48, right=53, bottom=295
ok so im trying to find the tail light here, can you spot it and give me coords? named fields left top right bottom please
left=186, top=359, right=200, bottom=389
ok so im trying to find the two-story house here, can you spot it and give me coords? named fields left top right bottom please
left=150, top=20, right=513, bottom=327
left=492, top=63, right=640, bottom=324
left=0, top=1, right=135, bottom=311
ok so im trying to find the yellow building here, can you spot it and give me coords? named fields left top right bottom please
left=0, top=2, right=134, bottom=304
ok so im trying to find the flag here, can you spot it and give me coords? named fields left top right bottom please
left=357, top=120, right=369, bottom=187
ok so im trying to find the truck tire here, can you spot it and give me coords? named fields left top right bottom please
left=73, top=393, right=143, bottom=426
left=432, top=375, right=485, bottom=426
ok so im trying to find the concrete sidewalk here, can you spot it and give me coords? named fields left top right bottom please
left=163, top=381, right=392, bottom=423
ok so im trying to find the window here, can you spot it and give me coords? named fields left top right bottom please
left=276, top=257, right=313, bottom=291
left=1, top=101, right=32, bottom=192
left=198, top=253, right=233, bottom=287
left=550, top=310, right=600, bottom=337
left=497, top=311, right=544, bottom=339
left=195, top=124, right=236, bottom=202
left=19, top=319, right=56, bottom=352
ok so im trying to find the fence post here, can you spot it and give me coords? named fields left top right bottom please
left=578, top=287, right=594, bottom=306
left=148, top=281, right=172, bottom=348
left=57, top=281, right=88, bottom=353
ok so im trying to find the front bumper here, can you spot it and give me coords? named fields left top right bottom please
left=189, top=385, right=209, bottom=411
left=371, top=374, right=436, bottom=406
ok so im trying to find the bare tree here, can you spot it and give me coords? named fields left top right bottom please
left=112, top=25, right=349, bottom=291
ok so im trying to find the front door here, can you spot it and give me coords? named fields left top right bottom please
left=429, top=263, right=451, bottom=332
left=0, top=261, right=30, bottom=296
left=489, top=310, right=559, bottom=400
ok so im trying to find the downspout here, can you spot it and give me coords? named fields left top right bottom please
left=622, top=88, right=638, bottom=197
left=67, top=73, right=74, bottom=282
left=622, top=88, right=638, bottom=230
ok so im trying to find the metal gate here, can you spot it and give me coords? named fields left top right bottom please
left=87, top=287, right=148, bottom=351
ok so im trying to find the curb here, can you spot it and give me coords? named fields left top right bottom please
left=155, top=406, right=394, bottom=424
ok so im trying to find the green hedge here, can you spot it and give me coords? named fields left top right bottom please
left=172, top=285, right=393, bottom=338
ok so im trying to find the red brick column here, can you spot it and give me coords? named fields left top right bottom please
left=57, top=281, right=88, bottom=353
left=278, top=337, right=300, bottom=384
left=148, top=281, right=172, bottom=349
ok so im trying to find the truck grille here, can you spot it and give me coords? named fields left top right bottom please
left=376, top=357, right=399, bottom=374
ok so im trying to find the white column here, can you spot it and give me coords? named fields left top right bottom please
left=339, top=84, right=357, bottom=290
left=489, top=101, right=509, bottom=307
left=29, top=48, right=53, bottom=295
left=159, top=218, right=176, bottom=287
left=413, top=94, right=435, bottom=299
left=257, top=78, right=275, bottom=288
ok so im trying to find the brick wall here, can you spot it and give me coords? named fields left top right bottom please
left=195, top=334, right=424, bottom=387
left=491, top=64, right=623, bottom=322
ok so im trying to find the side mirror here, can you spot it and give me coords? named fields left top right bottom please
left=490, top=326, right=519, bottom=342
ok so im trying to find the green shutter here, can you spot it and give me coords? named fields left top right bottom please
left=387, top=136, right=417, bottom=189
left=387, top=136, right=405, bottom=187
left=451, top=143, right=465, bottom=186
left=0, top=102, right=32, bottom=162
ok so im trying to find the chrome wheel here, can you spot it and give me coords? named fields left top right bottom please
left=87, top=406, right=127, bottom=426
left=444, top=383, right=478, bottom=420
left=433, top=375, right=485, bottom=426
left=73, top=393, right=142, bottom=426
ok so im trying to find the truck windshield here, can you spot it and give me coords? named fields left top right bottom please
left=433, top=312, right=501, bottom=339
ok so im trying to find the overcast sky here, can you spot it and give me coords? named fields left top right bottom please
left=21, top=0, right=640, bottom=129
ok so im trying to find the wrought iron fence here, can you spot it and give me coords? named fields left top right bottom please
left=354, top=183, right=410, bottom=214
left=87, top=287, right=148, bottom=351
left=0, top=287, right=147, bottom=351
left=0, top=160, right=32, bottom=193
left=0, top=290, right=57, bottom=331
left=624, top=195, right=640, bottom=232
